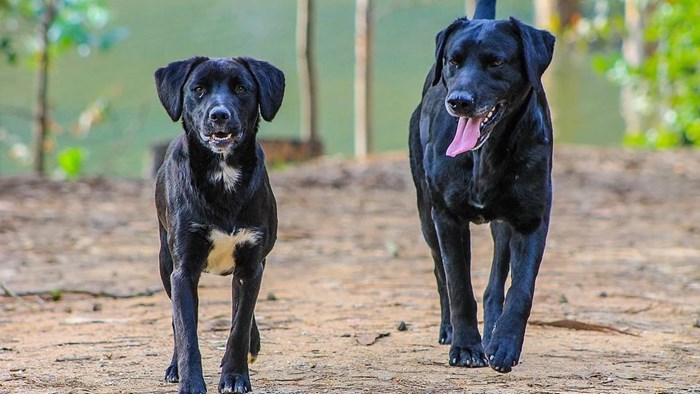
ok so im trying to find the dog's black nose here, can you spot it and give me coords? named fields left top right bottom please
left=447, top=94, right=475, bottom=112
left=209, top=107, right=231, bottom=124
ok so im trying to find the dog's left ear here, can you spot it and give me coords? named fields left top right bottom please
left=510, top=18, right=555, bottom=91
left=239, top=57, right=286, bottom=122
left=154, top=56, right=209, bottom=121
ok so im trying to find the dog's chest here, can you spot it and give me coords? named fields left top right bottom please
left=205, top=228, right=261, bottom=275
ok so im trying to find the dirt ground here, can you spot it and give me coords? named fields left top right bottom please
left=1, top=146, right=699, bottom=394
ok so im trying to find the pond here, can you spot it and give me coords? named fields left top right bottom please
left=0, top=0, right=624, bottom=177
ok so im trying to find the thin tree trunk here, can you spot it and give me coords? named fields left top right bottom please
left=33, top=0, right=56, bottom=177
left=534, top=0, right=554, bottom=28
left=296, top=0, right=318, bottom=144
left=534, top=0, right=579, bottom=31
left=465, top=0, right=475, bottom=16
left=354, top=0, right=372, bottom=158
left=621, top=0, right=656, bottom=135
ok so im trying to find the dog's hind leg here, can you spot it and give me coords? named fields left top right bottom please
left=431, top=249, right=452, bottom=345
left=485, top=219, right=548, bottom=373
left=431, top=208, right=488, bottom=368
left=482, top=221, right=512, bottom=349
left=416, top=192, right=452, bottom=345
left=248, top=314, right=260, bottom=363
left=157, top=224, right=180, bottom=383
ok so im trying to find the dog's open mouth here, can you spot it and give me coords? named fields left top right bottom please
left=202, top=131, right=240, bottom=148
left=211, top=132, right=234, bottom=142
left=446, top=101, right=506, bottom=157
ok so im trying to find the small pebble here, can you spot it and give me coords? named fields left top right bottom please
left=396, top=321, right=408, bottom=331
left=266, top=292, right=277, bottom=301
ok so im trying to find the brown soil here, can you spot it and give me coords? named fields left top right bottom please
left=1, top=146, right=699, bottom=394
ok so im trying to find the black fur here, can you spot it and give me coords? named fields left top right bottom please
left=154, top=56, right=284, bottom=393
left=409, top=0, right=555, bottom=373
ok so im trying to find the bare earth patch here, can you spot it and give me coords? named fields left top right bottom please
left=1, top=146, right=699, bottom=393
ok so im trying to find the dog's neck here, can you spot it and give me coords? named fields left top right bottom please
left=470, top=88, right=548, bottom=186
left=183, top=127, right=259, bottom=196
left=482, top=87, right=546, bottom=154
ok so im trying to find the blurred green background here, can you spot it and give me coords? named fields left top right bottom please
left=0, top=0, right=624, bottom=177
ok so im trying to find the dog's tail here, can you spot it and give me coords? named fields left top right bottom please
left=473, top=0, right=496, bottom=20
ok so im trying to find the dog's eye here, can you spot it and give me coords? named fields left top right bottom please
left=489, top=60, right=504, bottom=68
left=193, top=86, right=205, bottom=97
left=448, top=59, right=459, bottom=67
left=234, top=85, right=247, bottom=94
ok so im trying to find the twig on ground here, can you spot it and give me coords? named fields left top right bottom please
left=0, top=282, right=32, bottom=306
left=0, top=285, right=163, bottom=300
left=529, top=319, right=638, bottom=336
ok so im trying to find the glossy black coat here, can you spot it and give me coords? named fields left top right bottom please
left=154, top=56, right=284, bottom=394
left=408, top=10, right=555, bottom=373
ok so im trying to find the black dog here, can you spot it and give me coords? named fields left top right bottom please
left=154, top=56, right=284, bottom=393
left=408, top=1, right=555, bottom=373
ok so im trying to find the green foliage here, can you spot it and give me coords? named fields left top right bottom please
left=0, top=37, right=17, bottom=64
left=0, top=0, right=125, bottom=176
left=591, top=0, right=700, bottom=148
left=56, top=146, right=86, bottom=179
left=1, top=0, right=127, bottom=64
left=48, top=289, right=62, bottom=301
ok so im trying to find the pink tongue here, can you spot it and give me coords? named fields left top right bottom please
left=446, top=116, right=482, bottom=157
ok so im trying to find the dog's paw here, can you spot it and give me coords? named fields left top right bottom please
left=165, top=364, right=179, bottom=383
left=448, top=344, right=488, bottom=367
left=485, top=335, right=521, bottom=373
left=178, top=379, right=207, bottom=394
left=219, top=372, right=251, bottom=394
left=481, top=327, right=495, bottom=350
left=438, top=322, right=453, bottom=345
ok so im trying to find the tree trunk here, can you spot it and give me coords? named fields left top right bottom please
left=296, top=0, right=318, bottom=144
left=621, top=0, right=656, bottom=135
left=534, top=0, right=579, bottom=31
left=33, top=1, right=56, bottom=177
left=354, top=0, right=372, bottom=158
left=465, top=0, right=476, bottom=16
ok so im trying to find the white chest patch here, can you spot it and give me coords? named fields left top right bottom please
left=209, top=162, right=241, bottom=192
left=205, top=228, right=261, bottom=275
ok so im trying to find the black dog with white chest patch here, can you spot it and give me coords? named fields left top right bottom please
left=409, top=1, right=555, bottom=373
left=154, top=56, right=284, bottom=393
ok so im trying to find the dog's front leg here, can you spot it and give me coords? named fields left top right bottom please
left=219, top=260, right=263, bottom=394
left=431, top=208, right=488, bottom=368
left=485, top=219, right=549, bottom=373
left=171, top=267, right=206, bottom=393
left=482, top=221, right=513, bottom=349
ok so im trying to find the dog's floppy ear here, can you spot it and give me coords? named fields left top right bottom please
left=510, top=18, right=555, bottom=91
left=239, top=57, right=286, bottom=122
left=432, top=17, right=468, bottom=86
left=154, top=56, right=208, bottom=121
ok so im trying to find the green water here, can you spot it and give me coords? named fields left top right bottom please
left=0, top=0, right=623, bottom=177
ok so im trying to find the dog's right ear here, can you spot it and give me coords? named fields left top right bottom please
left=154, top=56, right=209, bottom=121
left=432, top=18, right=467, bottom=86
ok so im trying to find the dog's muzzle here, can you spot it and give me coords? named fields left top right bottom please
left=445, top=98, right=506, bottom=157
left=199, top=106, right=242, bottom=152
